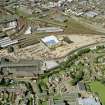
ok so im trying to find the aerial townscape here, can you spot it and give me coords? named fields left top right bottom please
left=0, top=0, right=105, bottom=105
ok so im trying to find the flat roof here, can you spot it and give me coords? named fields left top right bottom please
left=78, top=98, right=100, bottom=105
left=41, top=35, right=59, bottom=46
left=77, top=82, right=86, bottom=91
left=0, top=60, right=41, bottom=68
left=84, top=11, right=98, bottom=17
left=0, top=60, right=43, bottom=75
left=0, top=37, right=18, bottom=47
left=37, top=27, right=63, bottom=33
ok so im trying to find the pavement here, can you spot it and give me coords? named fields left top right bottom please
left=41, top=60, right=59, bottom=71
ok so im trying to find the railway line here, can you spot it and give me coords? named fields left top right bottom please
left=0, top=6, right=43, bottom=48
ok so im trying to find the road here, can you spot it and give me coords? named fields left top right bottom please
left=41, top=41, right=105, bottom=72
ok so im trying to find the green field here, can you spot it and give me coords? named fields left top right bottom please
left=64, top=19, right=104, bottom=35
left=89, top=81, right=105, bottom=105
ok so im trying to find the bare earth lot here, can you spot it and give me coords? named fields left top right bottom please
left=0, top=34, right=105, bottom=61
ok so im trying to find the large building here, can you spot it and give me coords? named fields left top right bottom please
left=41, top=35, right=60, bottom=47
left=0, top=37, right=18, bottom=48
left=78, top=97, right=101, bottom=105
left=37, top=27, right=63, bottom=33
left=0, top=59, right=43, bottom=77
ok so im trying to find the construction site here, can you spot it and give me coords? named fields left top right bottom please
left=0, top=0, right=105, bottom=76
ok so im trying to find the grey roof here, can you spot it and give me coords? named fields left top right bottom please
left=0, top=59, right=41, bottom=68
left=77, top=82, right=86, bottom=91
left=0, top=37, right=18, bottom=48
left=0, top=60, right=43, bottom=76
left=78, top=98, right=101, bottom=105
left=84, top=11, right=98, bottom=17
left=37, top=27, right=63, bottom=33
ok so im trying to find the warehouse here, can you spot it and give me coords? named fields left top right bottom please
left=0, top=59, right=43, bottom=77
left=37, top=27, right=63, bottom=33
left=41, top=35, right=59, bottom=47
left=0, top=37, right=18, bottom=48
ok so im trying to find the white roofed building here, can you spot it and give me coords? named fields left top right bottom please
left=41, top=35, right=60, bottom=48
left=78, top=97, right=101, bottom=105
left=37, top=27, right=63, bottom=33
left=84, top=11, right=98, bottom=17
left=8, top=21, right=17, bottom=29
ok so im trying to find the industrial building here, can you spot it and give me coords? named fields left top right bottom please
left=0, top=37, right=18, bottom=48
left=41, top=35, right=59, bottom=47
left=37, top=27, right=63, bottom=33
left=0, top=59, right=43, bottom=77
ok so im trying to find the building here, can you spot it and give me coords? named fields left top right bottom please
left=84, top=11, right=98, bottom=18
left=78, top=97, right=101, bottom=105
left=36, top=27, right=63, bottom=33
left=41, top=35, right=59, bottom=47
left=24, top=26, right=32, bottom=34
left=77, top=82, right=86, bottom=91
left=0, top=59, right=43, bottom=77
left=0, top=37, right=18, bottom=48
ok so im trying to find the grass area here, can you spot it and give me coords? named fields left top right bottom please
left=15, top=8, right=31, bottom=17
left=41, top=101, right=48, bottom=105
left=89, top=81, right=105, bottom=105
left=28, top=17, right=65, bottom=27
left=64, top=19, right=104, bottom=35
left=36, top=77, right=49, bottom=93
left=53, top=94, right=62, bottom=100
left=30, top=17, right=104, bottom=35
